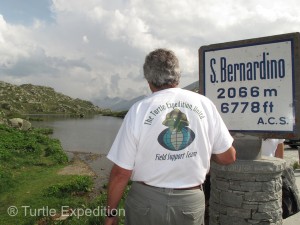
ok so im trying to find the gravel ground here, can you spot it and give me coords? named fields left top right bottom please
left=283, top=146, right=300, bottom=167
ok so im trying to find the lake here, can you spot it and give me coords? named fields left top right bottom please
left=31, top=115, right=123, bottom=155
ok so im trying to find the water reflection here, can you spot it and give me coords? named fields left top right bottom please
left=31, top=115, right=123, bottom=154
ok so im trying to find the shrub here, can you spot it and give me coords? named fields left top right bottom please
left=293, top=161, right=300, bottom=170
left=43, top=176, right=93, bottom=198
left=32, top=127, right=53, bottom=135
left=0, top=168, right=14, bottom=193
left=44, top=139, right=68, bottom=164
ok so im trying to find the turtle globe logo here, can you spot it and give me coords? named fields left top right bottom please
left=158, top=109, right=195, bottom=151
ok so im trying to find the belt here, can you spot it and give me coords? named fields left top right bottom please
left=137, top=182, right=202, bottom=191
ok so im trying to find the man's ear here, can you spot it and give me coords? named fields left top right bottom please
left=148, top=82, right=157, bottom=93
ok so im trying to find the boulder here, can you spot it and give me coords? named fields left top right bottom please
left=8, top=118, right=31, bottom=131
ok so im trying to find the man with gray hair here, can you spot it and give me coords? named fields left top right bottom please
left=105, top=48, right=236, bottom=225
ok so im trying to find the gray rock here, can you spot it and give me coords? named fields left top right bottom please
left=8, top=118, right=31, bottom=131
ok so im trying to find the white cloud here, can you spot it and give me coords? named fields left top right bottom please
left=0, top=15, right=7, bottom=43
left=82, top=35, right=89, bottom=44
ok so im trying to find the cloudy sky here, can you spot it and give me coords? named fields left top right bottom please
left=1, top=0, right=300, bottom=104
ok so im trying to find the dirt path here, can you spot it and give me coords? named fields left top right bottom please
left=58, top=153, right=96, bottom=176
left=58, top=151, right=113, bottom=198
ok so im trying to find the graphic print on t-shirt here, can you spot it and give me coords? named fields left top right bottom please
left=157, top=109, right=195, bottom=151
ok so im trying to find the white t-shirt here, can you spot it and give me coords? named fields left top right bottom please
left=261, top=139, right=285, bottom=157
left=107, top=88, right=233, bottom=188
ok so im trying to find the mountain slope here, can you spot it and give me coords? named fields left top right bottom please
left=93, top=95, right=147, bottom=111
left=0, top=81, right=102, bottom=116
left=93, top=81, right=199, bottom=111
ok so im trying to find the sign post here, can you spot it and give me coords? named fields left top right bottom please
left=199, top=33, right=300, bottom=224
left=199, top=32, right=300, bottom=140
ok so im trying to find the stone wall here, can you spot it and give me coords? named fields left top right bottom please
left=210, top=157, right=286, bottom=225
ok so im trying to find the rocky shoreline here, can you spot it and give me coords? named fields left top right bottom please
left=64, top=151, right=113, bottom=198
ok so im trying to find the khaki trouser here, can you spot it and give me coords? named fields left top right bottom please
left=125, top=182, right=205, bottom=225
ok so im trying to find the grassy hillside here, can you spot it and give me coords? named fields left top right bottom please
left=0, top=81, right=102, bottom=116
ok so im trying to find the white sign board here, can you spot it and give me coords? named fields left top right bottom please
left=199, top=33, right=300, bottom=136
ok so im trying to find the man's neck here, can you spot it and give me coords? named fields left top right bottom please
left=148, top=83, right=178, bottom=93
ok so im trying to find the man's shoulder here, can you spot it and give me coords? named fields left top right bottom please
left=179, top=88, right=200, bottom=95
left=178, top=89, right=212, bottom=102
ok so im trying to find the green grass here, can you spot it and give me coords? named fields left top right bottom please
left=0, top=165, right=128, bottom=225
left=0, top=123, right=129, bottom=225
left=0, top=166, right=93, bottom=225
left=0, top=124, right=94, bottom=225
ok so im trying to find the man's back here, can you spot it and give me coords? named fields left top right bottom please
left=108, top=88, right=233, bottom=188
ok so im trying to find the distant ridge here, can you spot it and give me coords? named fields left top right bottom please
left=0, top=81, right=102, bottom=116
left=93, top=95, right=146, bottom=112
left=93, top=81, right=199, bottom=111
left=183, top=81, right=199, bottom=93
